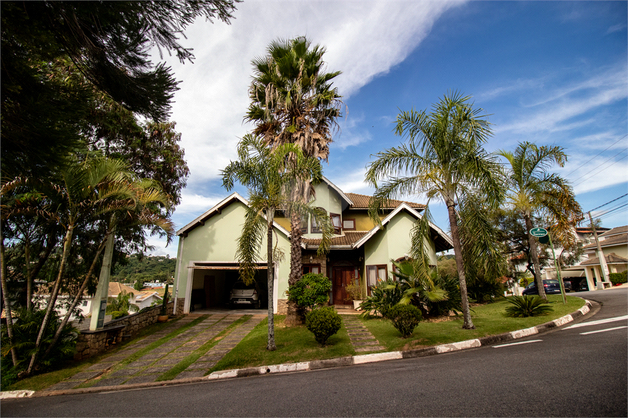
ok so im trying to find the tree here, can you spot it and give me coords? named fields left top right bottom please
left=245, top=37, right=342, bottom=325
left=365, top=92, right=503, bottom=329
left=2, top=1, right=237, bottom=179
left=222, top=135, right=333, bottom=350
left=499, top=142, right=582, bottom=300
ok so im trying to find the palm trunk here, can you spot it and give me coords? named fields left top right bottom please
left=446, top=201, right=475, bottom=329
left=524, top=214, right=547, bottom=301
left=43, top=229, right=110, bottom=360
left=285, top=211, right=304, bottom=326
left=25, top=222, right=74, bottom=377
left=24, top=239, right=32, bottom=311
left=26, top=237, right=56, bottom=312
left=266, top=209, right=276, bottom=351
left=0, top=230, right=19, bottom=367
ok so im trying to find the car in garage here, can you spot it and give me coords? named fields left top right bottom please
left=229, top=281, right=261, bottom=308
left=522, top=279, right=562, bottom=295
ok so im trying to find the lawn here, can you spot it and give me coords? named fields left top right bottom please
left=363, top=295, right=586, bottom=352
left=210, top=315, right=355, bottom=373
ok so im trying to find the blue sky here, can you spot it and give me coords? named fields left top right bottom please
left=148, top=1, right=627, bottom=257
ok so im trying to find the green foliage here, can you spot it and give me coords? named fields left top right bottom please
left=359, top=279, right=404, bottom=318
left=305, top=307, right=342, bottom=346
left=609, top=271, right=627, bottom=285
left=505, top=296, right=553, bottom=317
left=161, top=283, right=170, bottom=315
left=1, top=308, right=78, bottom=388
left=386, top=304, right=423, bottom=338
left=113, top=255, right=176, bottom=284
left=287, top=273, right=332, bottom=310
left=106, top=290, right=138, bottom=316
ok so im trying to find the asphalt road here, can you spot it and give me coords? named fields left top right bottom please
left=3, top=289, right=626, bottom=417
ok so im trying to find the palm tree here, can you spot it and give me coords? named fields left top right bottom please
left=499, top=142, right=582, bottom=300
left=245, top=37, right=342, bottom=324
left=365, top=92, right=503, bottom=329
left=222, top=134, right=333, bottom=350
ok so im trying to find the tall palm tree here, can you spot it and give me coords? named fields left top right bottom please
left=245, top=37, right=342, bottom=324
left=365, top=92, right=503, bottom=329
left=222, top=135, right=333, bottom=350
left=499, top=142, right=582, bottom=300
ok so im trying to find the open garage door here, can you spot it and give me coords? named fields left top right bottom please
left=188, top=263, right=268, bottom=312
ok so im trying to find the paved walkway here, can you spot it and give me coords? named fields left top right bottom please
left=341, top=315, right=385, bottom=353
left=44, top=314, right=264, bottom=391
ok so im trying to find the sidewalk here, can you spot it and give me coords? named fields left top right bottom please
left=0, top=299, right=595, bottom=399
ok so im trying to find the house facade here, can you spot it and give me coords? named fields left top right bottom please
left=580, top=226, right=627, bottom=289
left=172, top=177, right=453, bottom=314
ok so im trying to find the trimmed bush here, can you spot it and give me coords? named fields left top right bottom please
left=505, top=296, right=553, bottom=317
left=287, top=273, right=332, bottom=310
left=386, top=304, right=422, bottom=338
left=305, top=307, right=341, bottom=346
left=609, top=271, right=627, bottom=285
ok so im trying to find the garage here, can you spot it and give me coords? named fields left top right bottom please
left=187, top=262, right=269, bottom=312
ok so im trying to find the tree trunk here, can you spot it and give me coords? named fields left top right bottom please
left=0, top=230, right=19, bottom=367
left=285, top=211, right=304, bottom=327
left=524, top=214, right=547, bottom=301
left=266, top=209, right=276, bottom=351
left=24, top=239, right=32, bottom=311
left=43, top=229, right=110, bottom=360
left=446, top=201, right=475, bottom=329
left=25, top=222, right=74, bottom=377
left=26, top=237, right=57, bottom=312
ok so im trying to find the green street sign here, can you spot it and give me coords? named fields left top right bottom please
left=530, top=227, right=548, bottom=237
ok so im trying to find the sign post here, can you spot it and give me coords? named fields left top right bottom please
left=529, top=227, right=566, bottom=304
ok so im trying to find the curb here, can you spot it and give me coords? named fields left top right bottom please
left=3, top=300, right=593, bottom=399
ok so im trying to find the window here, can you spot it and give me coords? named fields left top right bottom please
left=330, top=213, right=341, bottom=234
left=303, top=264, right=321, bottom=274
left=366, top=265, right=387, bottom=287
left=300, top=215, right=308, bottom=234
left=342, top=218, right=356, bottom=231
left=311, top=207, right=325, bottom=233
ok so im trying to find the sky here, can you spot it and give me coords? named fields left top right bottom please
left=147, top=0, right=628, bottom=257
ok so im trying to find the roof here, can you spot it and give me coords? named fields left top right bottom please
left=344, top=193, right=425, bottom=210
left=176, top=192, right=291, bottom=238
left=575, top=227, right=610, bottom=234
left=600, top=225, right=628, bottom=237
left=108, top=282, right=136, bottom=297
left=304, top=203, right=453, bottom=252
left=582, top=231, right=627, bottom=251
left=579, top=252, right=628, bottom=266
left=135, top=291, right=162, bottom=302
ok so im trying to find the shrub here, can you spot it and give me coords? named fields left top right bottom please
left=305, top=307, right=342, bottom=346
left=505, top=296, right=553, bottom=317
left=1, top=308, right=78, bottom=388
left=359, top=278, right=403, bottom=318
left=287, top=273, right=332, bottom=310
left=609, top=271, right=627, bottom=285
left=386, top=304, right=422, bottom=338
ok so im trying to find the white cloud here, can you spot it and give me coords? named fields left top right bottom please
left=153, top=0, right=464, bottom=225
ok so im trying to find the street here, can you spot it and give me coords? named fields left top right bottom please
left=3, top=288, right=626, bottom=417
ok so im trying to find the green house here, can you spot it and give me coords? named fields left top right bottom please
left=172, top=177, right=453, bottom=314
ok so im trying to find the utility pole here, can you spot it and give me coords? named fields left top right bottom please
left=588, top=211, right=609, bottom=288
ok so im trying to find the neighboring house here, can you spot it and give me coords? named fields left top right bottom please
left=108, top=282, right=161, bottom=311
left=173, top=177, right=453, bottom=314
left=579, top=226, right=627, bottom=290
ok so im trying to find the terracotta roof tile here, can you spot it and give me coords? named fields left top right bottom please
left=303, top=231, right=369, bottom=248
left=345, top=193, right=425, bottom=210
left=583, top=233, right=627, bottom=250
left=579, top=252, right=628, bottom=266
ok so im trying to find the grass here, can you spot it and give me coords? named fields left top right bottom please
left=156, top=316, right=250, bottom=381
left=209, top=315, right=355, bottom=372
left=363, top=295, right=585, bottom=352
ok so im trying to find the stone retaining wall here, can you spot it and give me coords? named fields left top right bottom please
left=74, top=301, right=175, bottom=360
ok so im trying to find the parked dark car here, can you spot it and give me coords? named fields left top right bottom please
left=563, top=280, right=572, bottom=292
left=522, top=279, right=562, bottom=295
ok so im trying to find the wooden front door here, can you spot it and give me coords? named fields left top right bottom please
left=332, top=267, right=354, bottom=305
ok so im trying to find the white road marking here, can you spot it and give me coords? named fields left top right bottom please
left=563, top=315, right=628, bottom=330
left=492, top=340, right=543, bottom=348
left=580, top=326, right=627, bottom=335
